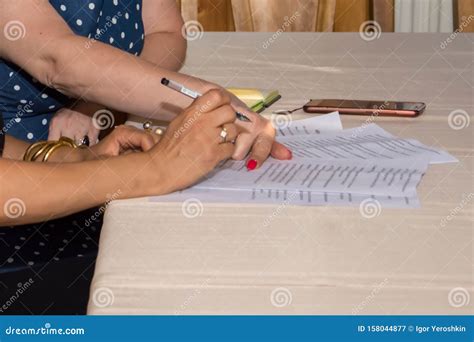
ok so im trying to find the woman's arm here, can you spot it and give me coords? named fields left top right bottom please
left=4, top=125, right=158, bottom=162
left=1, top=125, right=164, bottom=224
left=0, top=89, right=238, bottom=226
left=1, top=0, right=208, bottom=120
left=141, top=0, right=187, bottom=71
left=48, top=0, right=185, bottom=142
left=0, top=150, right=152, bottom=225
left=1, top=0, right=291, bottom=167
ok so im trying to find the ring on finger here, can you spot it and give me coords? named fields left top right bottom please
left=77, top=135, right=90, bottom=147
left=219, top=127, right=228, bottom=144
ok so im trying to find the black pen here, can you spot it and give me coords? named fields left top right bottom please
left=161, top=78, right=251, bottom=123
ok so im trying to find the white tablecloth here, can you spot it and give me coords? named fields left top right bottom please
left=88, top=33, right=473, bottom=315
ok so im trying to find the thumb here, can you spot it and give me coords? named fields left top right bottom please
left=270, top=141, right=292, bottom=160
left=87, top=126, right=100, bottom=146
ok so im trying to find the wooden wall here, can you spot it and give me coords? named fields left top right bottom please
left=178, top=0, right=369, bottom=32
left=177, top=0, right=472, bottom=32
left=454, top=0, right=474, bottom=32
left=334, top=0, right=369, bottom=32
left=177, top=0, right=235, bottom=31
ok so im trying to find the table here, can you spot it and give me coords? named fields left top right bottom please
left=88, top=33, right=473, bottom=315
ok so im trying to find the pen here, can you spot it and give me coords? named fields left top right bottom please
left=161, top=78, right=251, bottom=123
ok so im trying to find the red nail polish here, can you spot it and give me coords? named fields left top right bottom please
left=287, top=150, right=293, bottom=160
left=247, top=159, right=258, bottom=171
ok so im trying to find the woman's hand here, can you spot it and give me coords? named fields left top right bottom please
left=147, top=89, right=238, bottom=194
left=81, top=125, right=161, bottom=161
left=48, top=107, right=101, bottom=145
left=229, top=94, right=292, bottom=170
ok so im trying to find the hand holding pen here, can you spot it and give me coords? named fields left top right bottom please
left=160, top=77, right=292, bottom=171
left=161, top=78, right=252, bottom=123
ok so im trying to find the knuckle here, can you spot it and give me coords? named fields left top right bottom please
left=114, top=125, right=126, bottom=133
left=223, top=105, right=235, bottom=121
left=232, top=150, right=246, bottom=160
left=206, top=88, right=225, bottom=103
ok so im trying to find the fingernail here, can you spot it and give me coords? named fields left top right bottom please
left=247, top=159, right=258, bottom=171
left=287, top=150, right=293, bottom=160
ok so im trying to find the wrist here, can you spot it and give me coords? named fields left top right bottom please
left=138, top=150, right=171, bottom=196
left=78, top=148, right=95, bottom=162
left=56, top=147, right=94, bottom=163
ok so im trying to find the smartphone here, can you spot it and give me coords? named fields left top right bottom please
left=303, top=99, right=426, bottom=117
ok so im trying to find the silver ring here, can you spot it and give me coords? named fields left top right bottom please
left=219, top=127, right=228, bottom=143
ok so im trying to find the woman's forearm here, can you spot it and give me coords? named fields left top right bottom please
left=140, top=32, right=187, bottom=71
left=5, top=33, right=214, bottom=121
left=3, top=136, right=30, bottom=160
left=1, top=1, right=217, bottom=120
left=47, top=36, right=214, bottom=120
left=0, top=152, right=155, bottom=225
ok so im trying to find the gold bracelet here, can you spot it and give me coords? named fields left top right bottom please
left=23, top=141, right=48, bottom=161
left=23, top=141, right=46, bottom=161
left=42, top=141, right=70, bottom=162
left=23, top=136, right=81, bottom=162
left=30, top=141, right=57, bottom=162
left=58, top=136, right=78, bottom=148
left=42, top=136, right=80, bottom=162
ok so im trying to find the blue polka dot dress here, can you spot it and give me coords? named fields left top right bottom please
left=0, top=0, right=145, bottom=142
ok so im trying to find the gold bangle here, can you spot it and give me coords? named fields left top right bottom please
left=31, top=141, right=57, bottom=162
left=23, top=136, right=82, bottom=162
left=23, top=141, right=48, bottom=161
left=58, top=136, right=78, bottom=148
left=42, top=141, right=70, bottom=162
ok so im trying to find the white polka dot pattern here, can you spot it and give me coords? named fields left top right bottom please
left=0, top=0, right=144, bottom=142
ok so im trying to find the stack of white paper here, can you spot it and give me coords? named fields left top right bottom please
left=150, top=113, right=457, bottom=208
